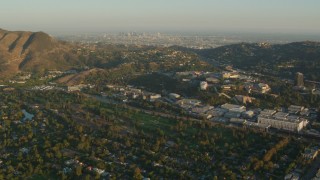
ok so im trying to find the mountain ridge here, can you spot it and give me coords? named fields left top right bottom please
left=0, top=28, right=79, bottom=78
left=1, top=28, right=320, bottom=80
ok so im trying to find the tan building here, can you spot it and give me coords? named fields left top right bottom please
left=295, top=72, right=304, bottom=87
left=257, top=113, right=308, bottom=132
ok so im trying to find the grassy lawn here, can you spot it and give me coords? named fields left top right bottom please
left=131, top=112, right=176, bottom=134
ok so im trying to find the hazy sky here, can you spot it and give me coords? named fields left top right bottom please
left=1, top=0, right=320, bottom=35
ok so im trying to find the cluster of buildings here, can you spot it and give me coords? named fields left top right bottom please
left=285, top=146, right=320, bottom=180
left=28, top=84, right=94, bottom=92
left=301, top=146, right=320, bottom=160
left=244, top=82, right=271, bottom=94
left=8, top=70, right=78, bottom=84
left=64, top=159, right=110, bottom=177
left=66, top=32, right=244, bottom=49
left=105, top=85, right=162, bottom=102
left=103, top=75, right=318, bottom=134
left=67, top=84, right=92, bottom=92
left=30, top=85, right=57, bottom=91
left=175, top=70, right=272, bottom=94
left=174, top=97, right=314, bottom=133
left=179, top=102, right=256, bottom=123
left=257, top=108, right=309, bottom=132
left=293, top=72, right=320, bottom=94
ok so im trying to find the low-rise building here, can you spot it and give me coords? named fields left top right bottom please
left=169, top=93, right=181, bottom=99
left=205, top=77, right=220, bottom=84
left=273, top=112, right=289, bottom=119
left=242, top=110, right=255, bottom=118
left=312, top=89, right=320, bottom=95
left=285, top=172, right=301, bottom=180
left=245, top=122, right=271, bottom=132
left=176, top=99, right=202, bottom=109
left=149, top=94, right=161, bottom=102
left=288, top=105, right=304, bottom=114
left=235, top=95, right=254, bottom=104
left=190, top=106, right=214, bottom=114
left=190, top=105, right=214, bottom=119
left=222, top=72, right=239, bottom=79
left=206, top=108, right=227, bottom=117
left=200, top=81, right=208, bottom=90
left=302, top=146, right=320, bottom=160
left=67, top=84, right=87, bottom=92
left=230, top=118, right=246, bottom=124
left=224, top=112, right=242, bottom=119
left=211, top=117, right=229, bottom=123
left=221, top=85, right=233, bottom=91
left=254, top=83, right=271, bottom=93
left=221, top=103, right=245, bottom=111
left=257, top=113, right=308, bottom=132
left=260, top=109, right=277, bottom=117
left=246, top=83, right=271, bottom=94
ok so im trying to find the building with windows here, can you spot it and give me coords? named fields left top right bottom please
left=288, top=105, right=304, bottom=114
left=257, top=110, right=308, bottom=132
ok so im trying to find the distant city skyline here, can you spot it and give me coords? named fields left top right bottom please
left=1, top=0, right=320, bottom=36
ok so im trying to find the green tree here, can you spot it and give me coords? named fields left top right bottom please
left=133, top=167, right=143, bottom=180
left=76, top=166, right=82, bottom=176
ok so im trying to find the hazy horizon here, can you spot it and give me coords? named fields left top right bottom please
left=1, top=0, right=320, bottom=37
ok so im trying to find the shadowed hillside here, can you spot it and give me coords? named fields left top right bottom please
left=197, top=41, right=320, bottom=80
left=1, top=28, right=320, bottom=81
left=0, top=29, right=81, bottom=77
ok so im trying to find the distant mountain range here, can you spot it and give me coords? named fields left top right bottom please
left=1, top=28, right=320, bottom=80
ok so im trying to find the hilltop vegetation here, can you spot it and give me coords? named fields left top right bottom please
left=2, top=28, right=320, bottom=82
left=197, top=41, right=320, bottom=80
left=0, top=29, right=212, bottom=81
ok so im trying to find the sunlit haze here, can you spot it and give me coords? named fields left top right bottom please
left=1, top=0, right=320, bottom=35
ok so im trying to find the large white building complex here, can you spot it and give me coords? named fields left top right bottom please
left=257, top=109, right=309, bottom=132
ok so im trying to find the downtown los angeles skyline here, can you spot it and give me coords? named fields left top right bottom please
left=1, top=0, right=320, bottom=35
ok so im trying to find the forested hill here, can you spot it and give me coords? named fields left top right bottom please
left=196, top=41, right=320, bottom=80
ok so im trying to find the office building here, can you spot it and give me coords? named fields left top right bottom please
left=295, top=72, right=304, bottom=87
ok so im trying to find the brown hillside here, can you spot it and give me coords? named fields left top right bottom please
left=0, top=28, right=81, bottom=78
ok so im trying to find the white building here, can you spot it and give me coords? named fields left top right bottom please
left=149, top=94, right=161, bottom=101
left=200, top=81, right=208, bottom=90
left=206, top=77, right=220, bottom=84
left=169, top=93, right=181, bottom=99
left=176, top=99, right=202, bottom=109
left=254, top=83, right=271, bottom=93
left=221, top=103, right=246, bottom=113
left=222, top=72, right=239, bottom=79
left=257, top=112, right=308, bottom=132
